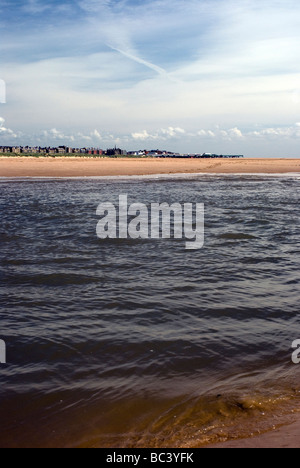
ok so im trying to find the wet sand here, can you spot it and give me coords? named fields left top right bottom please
left=0, top=157, right=299, bottom=177
left=210, top=416, right=300, bottom=448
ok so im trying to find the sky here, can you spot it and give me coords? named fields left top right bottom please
left=1, top=0, right=300, bottom=156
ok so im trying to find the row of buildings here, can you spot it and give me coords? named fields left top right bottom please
left=0, top=145, right=243, bottom=158
left=0, top=146, right=176, bottom=156
left=0, top=145, right=105, bottom=155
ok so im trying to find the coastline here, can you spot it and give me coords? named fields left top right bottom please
left=209, top=416, right=300, bottom=448
left=0, top=157, right=299, bottom=178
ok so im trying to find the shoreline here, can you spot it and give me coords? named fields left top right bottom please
left=0, top=157, right=299, bottom=178
left=209, top=416, right=300, bottom=448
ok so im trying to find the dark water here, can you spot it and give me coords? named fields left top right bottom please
left=0, top=174, right=299, bottom=448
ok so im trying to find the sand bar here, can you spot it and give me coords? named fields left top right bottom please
left=0, top=157, right=299, bottom=178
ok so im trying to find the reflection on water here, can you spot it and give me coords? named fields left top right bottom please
left=0, top=174, right=299, bottom=447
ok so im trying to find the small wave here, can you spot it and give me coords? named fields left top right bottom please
left=77, top=389, right=300, bottom=448
left=0, top=172, right=300, bottom=183
left=217, top=233, right=257, bottom=240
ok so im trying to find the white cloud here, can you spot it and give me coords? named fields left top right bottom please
left=197, top=124, right=300, bottom=141
left=77, top=133, right=92, bottom=142
left=248, top=125, right=300, bottom=139
left=161, top=127, right=186, bottom=137
left=34, top=123, right=300, bottom=148
left=41, top=128, right=76, bottom=142
left=0, top=117, right=17, bottom=138
left=91, top=129, right=102, bottom=140
left=131, top=127, right=186, bottom=141
left=229, top=127, right=243, bottom=138
left=50, top=128, right=64, bottom=139
left=42, top=128, right=94, bottom=143
left=2, top=121, right=300, bottom=157
left=197, top=130, right=215, bottom=138
left=131, top=130, right=157, bottom=141
left=197, top=127, right=243, bottom=140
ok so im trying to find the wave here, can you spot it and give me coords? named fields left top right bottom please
left=0, top=172, right=300, bottom=183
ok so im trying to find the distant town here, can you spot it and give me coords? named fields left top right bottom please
left=0, top=145, right=244, bottom=159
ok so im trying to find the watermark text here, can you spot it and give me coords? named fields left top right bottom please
left=96, top=195, right=204, bottom=250
left=0, top=339, right=6, bottom=364
left=292, top=340, right=300, bottom=364
left=105, top=451, right=194, bottom=465
left=0, top=79, right=6, bottom=103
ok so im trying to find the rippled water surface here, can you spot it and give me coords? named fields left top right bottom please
left=0, top=174, right=299, bottom=447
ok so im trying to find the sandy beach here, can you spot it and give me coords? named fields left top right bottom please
left=0, top=157, right=299, bottom=177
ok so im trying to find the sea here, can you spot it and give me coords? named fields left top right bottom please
left=0, top=173, right=299, bottom=448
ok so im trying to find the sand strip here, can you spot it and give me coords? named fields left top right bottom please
left=209, top=417, right=300, bottom=448
left=0, top=157, right=299, bottom=178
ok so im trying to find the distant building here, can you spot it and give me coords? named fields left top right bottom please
left=12, top=147, right=21, bottom=153
left=106, top=147, right=127, bottom=156
left=56, top=146, right=67, bottom=154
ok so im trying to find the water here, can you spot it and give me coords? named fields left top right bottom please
left=0, top=174, right=299, bottom=447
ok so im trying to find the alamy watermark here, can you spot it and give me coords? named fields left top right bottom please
left=0, top=339, right=6, bottom=364
left=292, top=340, right=300, bottom=364
left=96, top=195, right=205, bottom=250
left=0, top=79, right=6, bottom=103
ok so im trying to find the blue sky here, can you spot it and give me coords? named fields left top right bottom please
left=1, top=0, right=300, bottom=155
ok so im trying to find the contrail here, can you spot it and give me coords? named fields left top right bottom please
left=106, top=43, right=178, bottom=82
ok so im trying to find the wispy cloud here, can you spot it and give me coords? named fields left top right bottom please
left=106, top=44, right=172, bottom=81
left=23, top=0, right=52, bottom=14
left=78, top=0, right=112, bottom=13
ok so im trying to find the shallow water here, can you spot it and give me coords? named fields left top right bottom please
left=0, top=174, right=299, bottom=447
